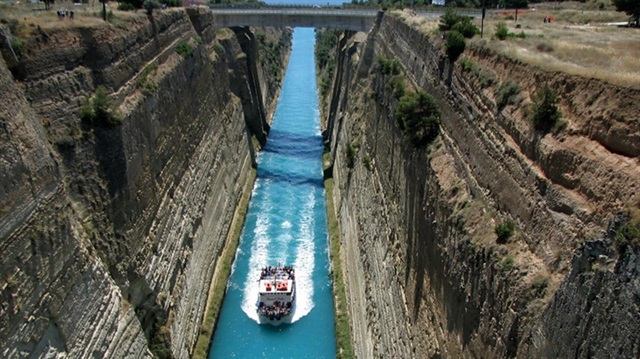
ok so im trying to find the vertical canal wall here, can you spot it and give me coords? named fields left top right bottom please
left=0, top=8, right=290, bottom=358
left=325, top=12, right=640, bottom=358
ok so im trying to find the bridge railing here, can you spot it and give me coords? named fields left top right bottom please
left=209, top=7, right=380, bottom=16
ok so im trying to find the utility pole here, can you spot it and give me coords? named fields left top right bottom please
left=481, top=1, right=486, bottom=38
left=101, top=0, right=107, bottom=21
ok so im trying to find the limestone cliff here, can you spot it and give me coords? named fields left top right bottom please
left=0, top=8, right=290, bottom=358
left=325, top=13, right=640, bottom=358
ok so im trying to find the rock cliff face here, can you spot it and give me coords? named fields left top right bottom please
left=0, top=8, right=290, bottom=358
left=325, top=14, right=640, bottom=358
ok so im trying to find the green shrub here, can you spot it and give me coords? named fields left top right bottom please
left=121, top=0, right=144, bottom=9
left=531, top=85, right=562, bottom=133
left=98, top=9, right=115, bottom=21
left=495, top=22, right=509, bottom=40
left=10, top=37, right=23, bottom=53
left=213, top=43, right=225, bottom=56
left=377, top=56, right=401, bottom=75
left=396, top=90, right=441, bottom=147
left=7, top=19, right=19, bottom=34
left=452, top=21, right=479, bottom=39
left=478, top=69, right=497, bottom=88
left=495, top=81, right=521, bottom=110
left=445, top=30, right=466, bottom=62
left=501, top=255, right=514, bottom=273
left=495, top=220, right=515, bottom=243
left=79, top=98, right=94, bottom=122
left=439, top=9, right=464, bottom=31
left=175, top=41, right=194, bottom=58
left=386, top=75, right=406, bottom=99
left=320, top=77, right=332, bottom=98
left=615, top=209, right=640, bottom=248
left=138, top=62, right=159, bottom=94
left=117, top=2, right=136, bottom=10
left=52, top=122, right=82, bottom=148
left=345, top=142, right=357, bottom=168
left=80, top=86, right=122, bottom=127
left=161, top=0, right=181, bottom=7
left=363, top=155, right=372, bottom=171
left=460, top=58, right=474, bottom=72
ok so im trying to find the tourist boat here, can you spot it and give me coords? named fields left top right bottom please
left=256, top=265, right=295, bottom=324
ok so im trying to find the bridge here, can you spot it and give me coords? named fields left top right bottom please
left=209, top=7, right=381, bottom=32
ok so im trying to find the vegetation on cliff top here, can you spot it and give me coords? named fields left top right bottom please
left=613, top=0, right=640, bottom=27
left=439, top=9, right=479, bottom=62
left=394, top=1, right=638, bottom=88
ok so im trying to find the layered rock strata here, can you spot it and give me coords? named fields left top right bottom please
left=325, top=13, right=640, bottom=358
left=0, top=8, right=290, bottom=358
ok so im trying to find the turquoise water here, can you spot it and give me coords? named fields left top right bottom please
left=208, top=28, right=336, bottom=358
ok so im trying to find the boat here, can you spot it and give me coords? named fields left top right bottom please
left=256, top=265, right=296, bottom=324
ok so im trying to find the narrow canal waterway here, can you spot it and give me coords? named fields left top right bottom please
left=208, top=28, right=336, bottom=358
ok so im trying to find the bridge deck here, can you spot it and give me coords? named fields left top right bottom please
left=209, top=7, right=380, bottom=31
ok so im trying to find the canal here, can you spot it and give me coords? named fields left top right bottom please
left=208, top=28, right=337, bottom=358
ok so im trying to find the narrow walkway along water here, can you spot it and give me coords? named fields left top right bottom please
left=209, top=28, right=336, bottom=358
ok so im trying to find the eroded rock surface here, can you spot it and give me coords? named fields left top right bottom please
left=0, top=8, right=290, bottom=358
left=325, top=13, right=640, bottom=358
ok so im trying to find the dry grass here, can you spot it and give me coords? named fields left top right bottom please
left=0, top=2, right=148, bottom=35
left=399, top=1, right=640, bottom=89
left=394, top=9, right=440, bottom=34
left=476, top=1, right=640, bottom=88
left=476, top=18, right=640, bottom=88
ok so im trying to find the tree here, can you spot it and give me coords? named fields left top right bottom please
left=531, top=85, right=561, bottom=133
left=396, top=90, right=441, bottom=147
left=503, top=0, right=528, bottom=9
left=614, top=0, right=640, bottom=27
left=439, top=9, right=479, bottom=39
left=452, top=20, right=479, bottom=39
left=121, top=0, right=145, bottom=8
left=143, top=0, right=161, bottom=15
left=445, top=30, right=466, bottom=62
